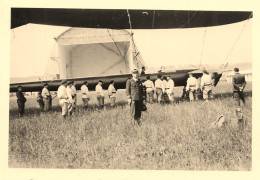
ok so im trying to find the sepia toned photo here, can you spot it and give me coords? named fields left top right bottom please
left=9, top=8, right=252, bottom=170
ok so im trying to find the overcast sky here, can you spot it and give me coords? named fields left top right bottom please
left=10, top=19, right=252, bottom=77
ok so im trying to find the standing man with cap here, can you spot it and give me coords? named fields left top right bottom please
left=143, top=75, right=155, bottom=103
left=16, top=86, right=27, bottom=117
left=95, top=80, right=105, bottom=109
left=186, top=73, right=198, bottom=101
left=200, top=70, right=213, bottom=101
left=126, top=69, right=144, bottom=125
left=108, top=80, right=117, bottom=107
left=57, top=79, right=69, bottom=119
left=81, top=81, right=89, bottom=108
left=166, top=76, right=175, bottom=103
left=41, top=83, right=52, bottom=111
left=232, top=67, right=246, bottom=107
left=154, top=74, right=165, bottom=104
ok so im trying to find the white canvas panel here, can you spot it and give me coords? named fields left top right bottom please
left=70, top=42, right=130, bottom=78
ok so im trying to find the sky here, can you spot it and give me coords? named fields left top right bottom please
left=10, top=19, right=252, bottom=78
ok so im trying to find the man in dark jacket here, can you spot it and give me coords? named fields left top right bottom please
left=126, top=69, right=144, bottom=125
left=16, top=86, right=27, bottom=117
left=232, top=67, right=246, bottom=106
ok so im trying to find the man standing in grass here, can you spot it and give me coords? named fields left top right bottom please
left=143, top=75, right=155, bottom=103
left=126, top=69, right=143, bottom=125
left=200, top=70, right=213, bottom=101
left=41, top=83, right=52, bottom=111
left=57, top=80, right=69, bottom=119
left=186, top=73, right=198, bottom=101
left=71, top=81, right=77, bottom=108
left=96, top=80, right=105, bottom=109
left=108, top=80, right=117, bottom=107
left=232, top=67, right=246, bottom=107
left=166, top=76, right=175, bottom=103
left=36, top=92, right=44, bottom=111
left=16, top=86, right=27, bottom=117
left=81, top=81, right=89, bottom=108
left=66, top=81, right=75, bottom=115
left=154, top=74, right=164, bottom=104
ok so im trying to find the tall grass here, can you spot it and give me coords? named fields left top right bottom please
left=9, top=82, right=252, bottom=170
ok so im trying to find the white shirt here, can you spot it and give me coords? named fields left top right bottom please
left=41, top=87, right=50, bottom=99
left=81, top=85, right=89, bottom=98
left=155, top=79, right=164, bottom=90
left=166, top=79, right=175, bottom=93
left=95, top=84, right=104, bottom=97
left=143, top=80, right=155, bottom=92
left=201, top=74, right=213, bottom=88
left=57, top=85, right=68, bottom=103
left=71, top=85, right=77, bottom=95
left=108, top=84, right=116, bottom=97
left=186, top=76, right=198, bottom=90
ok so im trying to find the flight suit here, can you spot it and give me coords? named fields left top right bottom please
left=126, top=78, right=143, bottom=123
left=232, top=72, right=246, bottom=106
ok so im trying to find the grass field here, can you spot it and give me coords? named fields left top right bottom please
left=9, top=81, right=252, bottom=170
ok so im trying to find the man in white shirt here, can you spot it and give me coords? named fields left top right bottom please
left=95, top=80, right=105, bottom=109
left=57, top=80, right=69, bottom=118
left=81, top=81, right=89, bottom=108
left=66, top=81, right=75, bottom=114
left=200, top=70, right=213, bottom=101
left=166, top=76, right=175, bottom=103
left=186, top=74, right=198, bottom=101
left=71, top=81, right=77, bottom=107
left=154, top=74, right=164, bottom=104
left=162, top=76, right=169, bottom=103
left=143, top=75, right=154, bottom=103
left=41, top=83, right=52, bottom=111
left=108, top=80, right=117, bottom=107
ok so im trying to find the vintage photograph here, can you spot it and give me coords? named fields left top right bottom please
left=9, top=8, right=252, bottom=170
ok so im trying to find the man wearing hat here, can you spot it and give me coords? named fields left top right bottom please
left=81, top=81, right=89, bottom=108
left=232, top=67, right=246, bottom=106
left=200, top=69, right=213, bottom=101
left=41, top=83, right=52, bottom=111
left=126, top=69, right=144, bottom=125
left=16, top=86, right=27, bottom=117
left=57, top=79, right=69, bottom=118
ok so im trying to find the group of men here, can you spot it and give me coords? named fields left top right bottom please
left=185, top=69, right=214, bottom=102
left=143, top=74, right=175, bottom=104
left=16, top=67, right=246, bottom=123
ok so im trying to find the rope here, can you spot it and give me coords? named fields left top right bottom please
left=152, top=10, right=155, bottom=29
left=220, top=12, right=253, bottom=69
left=199, top=27, right=207, bottom=69
left=106, top=29, right=124, bottom=57
left=126, top=9, right=133, bottom=33
left=99, top=43, right=121, bottom=57
left=179, top=11, right=197, bottom=28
